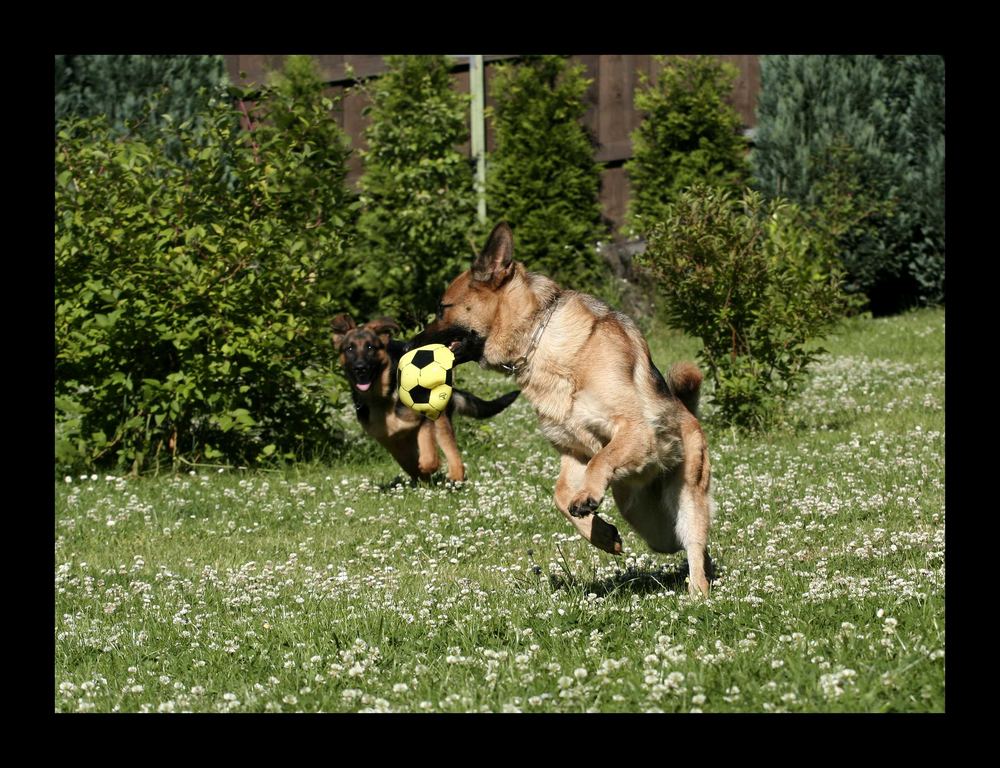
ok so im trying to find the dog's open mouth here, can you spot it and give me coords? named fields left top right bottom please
left=352, top=369, right=375, bottom=392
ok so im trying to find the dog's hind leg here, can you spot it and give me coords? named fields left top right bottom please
left=676, top=417, right=712, bottom=597
left=554, top=453, right=622, bottom=555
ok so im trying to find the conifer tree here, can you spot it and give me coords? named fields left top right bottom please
left=752, top=55, right=944, bottom=311
left=55, top=55, right=228, bottom=136
left=487, top=55, right=608, bottom=296
left=625, top=55, right=750, bottom=235
left=354, top=55, right=477, bottom=325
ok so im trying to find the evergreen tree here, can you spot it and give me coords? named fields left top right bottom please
left=752, top=55, right=945, bottom=311
left=487, top=55, right=608, bottom=296
left=354, top=55, right=477, bottom=325
left=625, top=55, right=750, bottom=235
left=55, top=55, right=228, bottom=136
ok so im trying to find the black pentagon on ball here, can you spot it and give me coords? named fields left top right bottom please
left=408, top=384, right=432, bottom=404
left=411, top=349, right=436, bottom=368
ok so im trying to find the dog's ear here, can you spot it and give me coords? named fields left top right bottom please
left=365, top=316, right=401, bottom=344
left=331, top=313, right=356, bottom=348
left=472, top=221, right=515, bottom=287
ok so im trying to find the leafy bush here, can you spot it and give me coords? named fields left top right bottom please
left=752, top=55, right=945, bottom=312
left=636, top=184, right=847, bottom=430
left=55, top=59, right=356, bottom=473
left=353, top=55, right=478, bottom=325
left=625, top=55, right=750, bottom=235
left=487, top=55, right=609, bottom=296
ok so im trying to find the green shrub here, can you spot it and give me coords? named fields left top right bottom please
left=353, top=55, right=478, bottom=325
left=55, top=62, right=355, bottom=474
left=636, top=184, right=847, bottom=431
left=486, top=55, right=608, bottom=297
left=752, top=55, right=945, bottom=312
left=625, top=55, right=750, bottom=236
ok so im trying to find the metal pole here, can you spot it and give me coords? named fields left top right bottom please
left=470, top=55, right=487, bottom=224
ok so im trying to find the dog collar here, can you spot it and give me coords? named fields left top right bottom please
left=502, top=291, right=564, bottom=376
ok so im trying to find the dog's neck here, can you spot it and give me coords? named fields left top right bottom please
left=485, top=267, right=562, bottom=376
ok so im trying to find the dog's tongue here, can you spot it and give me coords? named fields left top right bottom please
left=355, top=382, right=372, bottom=392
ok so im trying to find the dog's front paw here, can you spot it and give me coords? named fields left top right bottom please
left=568, top=492, right=602, bottom=518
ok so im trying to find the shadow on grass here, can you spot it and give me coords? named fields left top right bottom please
left=374, top=474, right=471, bottom=493
left=547, top=557, right=717, bottom=598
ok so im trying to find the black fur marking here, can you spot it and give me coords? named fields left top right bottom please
left=453, top=388, right=519, bottom=419
left=353, top=398, right=370, bottom=425
left=569, top=496, right=601, bottom=518
left=388, top=338, right=408, bottom=366
left=648, top=355, right=671, bottom=397
left=409, top=325, right=486, bottom=365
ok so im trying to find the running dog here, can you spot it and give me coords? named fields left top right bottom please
left=332, top=314, right=519, bottom=483
left=408, top=223, right=714, bottom=595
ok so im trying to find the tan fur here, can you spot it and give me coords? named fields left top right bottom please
left=415, top=222, right=714, bottom=596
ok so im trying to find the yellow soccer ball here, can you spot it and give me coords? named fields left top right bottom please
left=397, top=344, right=455, bottom=420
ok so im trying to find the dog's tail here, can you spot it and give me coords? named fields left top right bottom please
left=452, top=389, right=520, bottom=419
left=667, top=362, right=703, bottom=417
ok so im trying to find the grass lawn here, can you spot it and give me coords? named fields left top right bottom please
left=54, top=307, right=945, bottom=712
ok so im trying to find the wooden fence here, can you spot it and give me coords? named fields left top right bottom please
left=224, top=54, right=760, bottom=233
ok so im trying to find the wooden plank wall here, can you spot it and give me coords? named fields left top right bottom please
left=224, top=54, right=760, bottom=234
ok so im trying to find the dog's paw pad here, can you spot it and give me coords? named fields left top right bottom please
left=589, top=515, right=623, bottom=555
left=568, top=496, right=601, bottom=518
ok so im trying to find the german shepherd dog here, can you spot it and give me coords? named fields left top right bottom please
left=409, top=223, right=714, bottom=595
left=332, top=314, right=519, bottom=484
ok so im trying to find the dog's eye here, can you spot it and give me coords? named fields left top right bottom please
left=366, top=342, right=374, bottom=351
left=437, top=302, right=453, bottom=319
left=347, top=343, right=354, bottom=352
